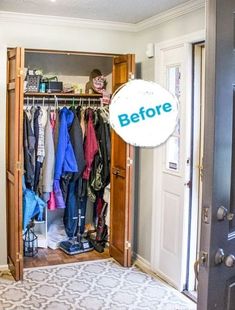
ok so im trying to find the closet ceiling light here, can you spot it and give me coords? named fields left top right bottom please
left=50, top=0, right=56, bottom=2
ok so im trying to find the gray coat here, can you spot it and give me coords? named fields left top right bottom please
left=42, top=109, right=55, bottom=193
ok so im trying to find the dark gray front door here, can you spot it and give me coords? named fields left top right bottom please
left=198, top=1, right=235, bottom=309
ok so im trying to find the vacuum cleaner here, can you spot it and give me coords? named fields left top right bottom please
left=59, top=207, right=94, bottom=255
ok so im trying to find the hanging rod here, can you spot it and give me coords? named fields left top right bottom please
left=24, top=97, right=101, bottom=102
left=24, top=92, right=102, bottom=98
left=23, top=95, right=106, bottom=108
left=24, top=96, right=101, bottom=104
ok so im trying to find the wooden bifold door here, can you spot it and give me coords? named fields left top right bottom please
left=6, top=48, right=135, bottom=280
left=6, top=47, right=24, bottom=280
left=110, top=55, right=135, bottom=267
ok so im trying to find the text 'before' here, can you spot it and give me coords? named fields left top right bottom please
left=118, top=103, right=172, bottom=127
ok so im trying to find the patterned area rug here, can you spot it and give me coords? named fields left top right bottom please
left=0, top=259, right=196, bottom=310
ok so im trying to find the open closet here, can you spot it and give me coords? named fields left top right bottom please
left=6, top=47, right=135, bottom=281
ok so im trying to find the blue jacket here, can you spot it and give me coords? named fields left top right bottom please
left=54, top=107, right=78, bottom=180
left=23, top=177, right=46, bottom=230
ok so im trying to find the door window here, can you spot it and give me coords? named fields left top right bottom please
left=165, top=66, right=181, bottom=172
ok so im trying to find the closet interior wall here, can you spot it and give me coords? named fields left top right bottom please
left=25, top=51, right=113, bottom=94
left=23, top=50, right=113, bottom=268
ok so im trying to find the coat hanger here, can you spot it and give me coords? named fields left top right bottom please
left=72, top=97, right=75, bottom=108
left=42, top=97, right=45, bottom=108
left=54, top=95, right=59, bottom=110
left=25, top=97, right=30, bottom=111
left=99, top=105, right=109, bottom=121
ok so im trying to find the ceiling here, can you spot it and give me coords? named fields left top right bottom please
left=0, top=0, right=191, bottom=23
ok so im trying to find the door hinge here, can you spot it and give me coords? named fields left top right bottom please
left=127, top=157, right=133, bottom=167
left=16, top=252, right=23, bottom=262
left=199, top=251, right=208, bottom=266
left=125, top=241, right=131, bottom=250
left=129, top=72, right=135, bottom=80
left=202, top=206, right=210, bottom=224
left=16, top=161, right=23, bottom=172
left=184, top=180, right=192, bottom=188
left=17, top=68, right=24, bottom=77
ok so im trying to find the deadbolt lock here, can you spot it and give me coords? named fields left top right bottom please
left=215, top=248, right=225, bottom=265
left=215, top=248, right=235, bottom=268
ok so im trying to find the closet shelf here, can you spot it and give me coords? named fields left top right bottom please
left=24, top=92, right=102, bottom=98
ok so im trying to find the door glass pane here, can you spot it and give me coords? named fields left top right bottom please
left=165, top=66, right=181, bottom=172
left=166, top=136, right=180, bottom=171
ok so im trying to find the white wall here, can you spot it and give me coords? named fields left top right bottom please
left=0, top=7, right=205, bottom=266
left=133, top=7, right=205, bottom=262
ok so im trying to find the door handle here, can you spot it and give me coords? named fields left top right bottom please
left=217, top=206, right=234, bottom=221
left=224, top=255, right=235, bottom=268
left=215, top=248, right=235, bottom=267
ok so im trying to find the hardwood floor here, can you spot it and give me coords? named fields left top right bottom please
left=24, top=247, right=110, bottom=268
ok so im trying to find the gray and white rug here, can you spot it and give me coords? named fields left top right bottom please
left=0, top=259, right=196, bottom=310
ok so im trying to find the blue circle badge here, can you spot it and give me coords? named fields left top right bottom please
left=109, top=80, right=178, bottom=147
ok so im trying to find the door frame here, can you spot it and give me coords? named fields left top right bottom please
left=186, top=42, right=205, bottom=294
left=151, top=30, right=205, bottom=290
left=5, top=47, right=135, bottom=277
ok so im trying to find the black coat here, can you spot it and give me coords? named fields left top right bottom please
left=23, top=111, right=35, bottom=189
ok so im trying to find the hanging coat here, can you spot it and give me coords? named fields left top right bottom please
left=83, top=110, right=98, bottom=180
left=33, top=107, right=47, bottom=192
left=23, top=177, right=46, bottom=230
left=54, top=107, right=78, bottom=180
left=23, top=111, right=35, bottom=189
left=69, top=107, right=86, bottom=180
left=96, top=110, right=110, bottom=187
left=53, top=107, right=78, bottom=209
left=42, top=109, right=55, bottom=193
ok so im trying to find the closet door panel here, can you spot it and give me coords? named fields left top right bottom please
left=6, top=47, right=24, bottom=281
left=110, top=54, right=135, bottom=267
left=112, top=131, right=126, bottom=169
left=8, top=92, right=16, bottom=173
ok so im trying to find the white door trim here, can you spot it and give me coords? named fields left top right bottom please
left=151, top=30, right=205, bottom=291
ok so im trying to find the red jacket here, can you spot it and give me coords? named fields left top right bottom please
left=83, top=110, right=98, bottom=180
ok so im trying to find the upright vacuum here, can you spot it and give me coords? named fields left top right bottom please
left=59, top=205, right=94, bottom=255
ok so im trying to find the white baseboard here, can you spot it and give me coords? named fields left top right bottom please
left=0, top=265, right=8, bottom=270
left=152, top=268, right=179, bottom=290
left=133, top=253, right=179, bottom=291
left=133, top=253, right=152, bottom=274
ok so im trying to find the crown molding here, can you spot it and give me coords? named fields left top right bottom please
left=0, top=0, right=205, bottom=33
left=0, top=11, right=135, bottom=32
left=136, top=0, right=205, bottom=32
